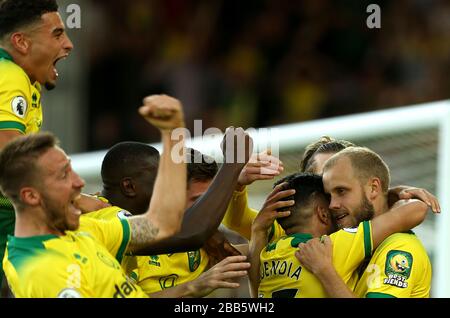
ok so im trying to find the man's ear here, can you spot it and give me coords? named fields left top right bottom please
left=120, top=177, right=137, bottom=197
left=316, top=204, right=330, bottom=225
left=368, top=177, right=382, bottom=200
left=10, top=32, right=31, bottom=54
left=20, top=187, right=41, bottom=206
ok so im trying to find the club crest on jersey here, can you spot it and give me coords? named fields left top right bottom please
left=11, top=96, right=27, bottom=118
left=187, top=250, right=201, bottom=272
left=384, top=250, right=413, bottom=288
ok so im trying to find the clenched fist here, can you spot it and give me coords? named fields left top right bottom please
left=138, top=94, right=185, bottom=131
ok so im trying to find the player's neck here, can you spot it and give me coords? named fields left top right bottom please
left=373, top=197, right=389, bottom=217
left=101, top=189, right=143, bottom=214
left=8, top=50, right=37, bottom=83
left=14, top=209, right=65, bottom=237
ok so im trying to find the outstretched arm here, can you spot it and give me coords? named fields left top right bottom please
left=126, top=95, right=187, bottom=254
left=133, top=127, right=253, bottom=255
left=371, top=199, right=431, bottom=248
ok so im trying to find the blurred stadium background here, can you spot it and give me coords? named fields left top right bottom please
left=36, top=0, right=450, bottom=297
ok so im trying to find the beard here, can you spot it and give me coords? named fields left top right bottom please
left=355, top=193, right=375, bottom=224
left=41, top=193, right=75, bottom=233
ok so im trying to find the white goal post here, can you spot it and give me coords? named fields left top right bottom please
left=72, top=99, right=450, bottom=297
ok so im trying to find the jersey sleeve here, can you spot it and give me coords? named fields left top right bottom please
left=221, top=187, right=286, bottom=242
left=364, top=238, right=431, bottom=298
left=0, top=65, right=31, bottom=134
left=79, top=215, right=131, bottom=264
left=330, top=220, right=373, bottom=284
left=222, top=187, right=258, bottom=240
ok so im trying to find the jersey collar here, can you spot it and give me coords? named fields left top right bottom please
left=289, top=233, right=313, bottom=247
left=7, top=234, right=58, bottom=249
left=0, top=48, right=13, bottom=61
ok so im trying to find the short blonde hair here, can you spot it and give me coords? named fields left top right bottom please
left=324, top=146, right=390, bottom=194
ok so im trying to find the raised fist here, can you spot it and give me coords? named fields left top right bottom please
left=138, top=94, right=185, bottom=131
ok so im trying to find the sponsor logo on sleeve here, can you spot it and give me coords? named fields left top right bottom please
left=383, top=250, right=413, bottom=288
left=11, top=96, right=27, bottom=118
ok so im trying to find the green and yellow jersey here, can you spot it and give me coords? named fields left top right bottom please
left=0, top=48, right=43, bottom=134
left=82, top=205, right=137, bottom=275
left=84, top=200, right=211, bottom=294
left=223, top=187, right=285, bottom=242
left=258, top=221, right=373, bottom=298
left=3, top=217, right=148, bottom=298
left=133, top=249, right=210, bottom=294
left=354, top=232, right=431, bottom=298
left=0, top=47, right=44, bottom=288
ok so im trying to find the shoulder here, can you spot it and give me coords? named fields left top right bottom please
left=261, top=236, right=296, bottom=258
left=0, top=60, right=30, bottom=88
left=379, top=232, right=427, bottom=251
left=84, top=206, right=131, bottom=221
left=373, top=232, right=431, bottom=266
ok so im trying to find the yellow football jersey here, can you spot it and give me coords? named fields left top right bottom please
left=0, top=48, right=43, bottom=134
left=354, top=232, right=431, bottom=298
left=82, top=205, right=136, bottom=275
left=258, top=221, right=373, bottom=298
left=85, top=201, right=210, bottom=294
left=222, top=187, right=285, bottom=242
left=3, top=217, right=148, bottom=298
left=134, top=249, right=210, bottom=294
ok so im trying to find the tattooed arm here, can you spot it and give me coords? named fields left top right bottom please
left=126, top=95, right=186, bottom=254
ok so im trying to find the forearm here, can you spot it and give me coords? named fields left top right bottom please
left=180, top=163, right=243, bottom=235
left=222, top=188, right=258, bottom=240
left=149, top=283, right=192, bottom=298
left=248, top=231, right=266, bottom=298
left=0, top=130, right=22, bottom=150
left=372, top=200, right=428, bottom=248
left=133, top=163, right=244, bottom=255
left=395, top=200, right=428, bottom=231
left=144, top=130, right=186, bottom=237
left=315, top=267, right=356, bottom=298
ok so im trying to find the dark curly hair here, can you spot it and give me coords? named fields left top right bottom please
left=0, top=0, right=58, bottom=38
left=186, top=148, right=218, bottom=183
left=272, top=172, right=328, bottom=231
